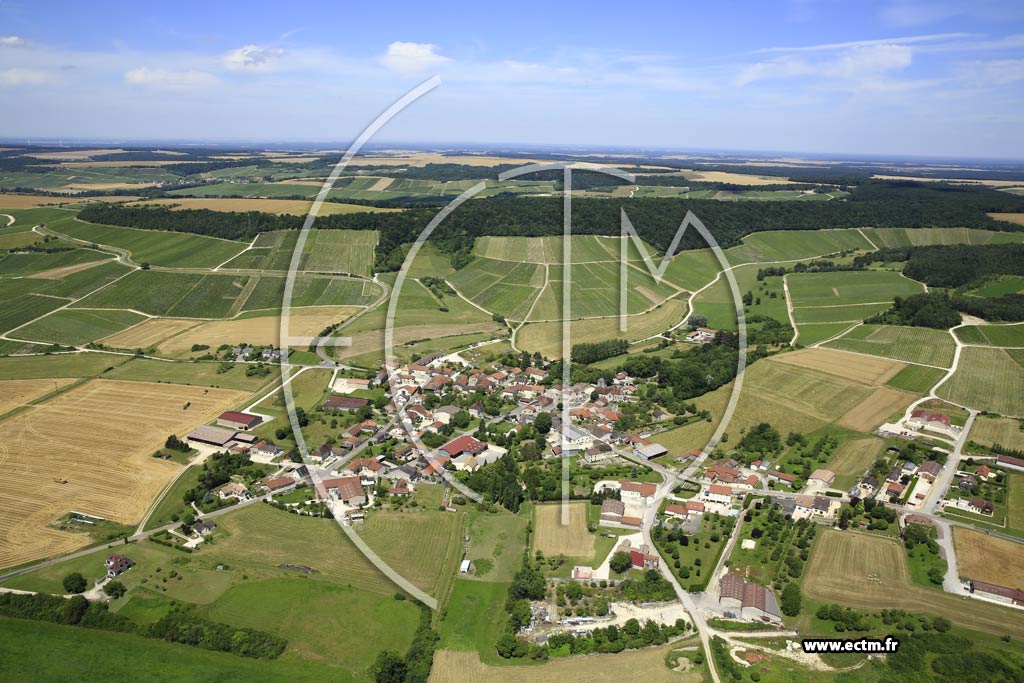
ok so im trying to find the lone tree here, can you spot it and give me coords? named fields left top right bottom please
left=103, top=580, right=127, bottom=599
left=62, top=572, right=87, bottom=594
left=610, top=551, right=633, bottom=575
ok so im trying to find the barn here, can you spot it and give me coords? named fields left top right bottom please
left=216, top=411, right=263, bottom=431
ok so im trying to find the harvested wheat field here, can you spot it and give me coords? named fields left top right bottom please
left=988, top=213, right=1024, bottom=226
left=768, top=348, right=906, bottom=385
left=953, top=527, right=1024, bottom=589
left=803, top=529, right=1024, bottom=639
left=157, top=307, right=362, bottom=355
left=0, top=378, right=77, bottom=415
left=0, top=378, right=248, bottom=569
left=533, top=502, right=595, bottom=558
left=837, top=386, right=917, bottom=432
left=0, top=194, right=139, bottom=208
left=683, top=170, right=795, bottom=186
left=99, top=317, right=197, bottom=349
left=430, top=644, right=702, bottom=683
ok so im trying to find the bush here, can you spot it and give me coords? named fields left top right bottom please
left=103, top=580, right=127, bottom=599
left=62, top=572, right=87, bottom=594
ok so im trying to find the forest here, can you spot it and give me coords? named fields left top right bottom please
left=79, top=179, right=1024, bottom=272
left=854, top=243, right=1024, bottom=288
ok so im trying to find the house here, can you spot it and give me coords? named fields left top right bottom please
left=856, top=475, right=878, bottom=497
left=768, top=496, right=796, bottom=517
left=216, top=411, right=262, bottom=431
left=393, top=444, right=422, bottom=462
left=583, top=442, right=613, bottom=464
left=263, top=476, right=294, bottom=492
left=701, top=484, right=733, bottom=506
left=685, top=327, right=717, bottom=344
left=975, top=465, right=992, bottom=480
left=312, top=443, right=345, bottom=463
left=105, top=553, right=134, bottom=579
left=958, top=474, right=978, bottom=490
left=389, top=479, right=412, bottom=497
left=192, top=520, right=217, bottom=536
left=320, top=476, right=366, bottom=506
left=423, top=457, right=452, bottom=479
left=555, top=425, right=594, bottom=453
left=635, top=443, right=668, bottom=460
left=617, top=539, right=659, bottom=570
left=619, top=480, right=657, bottom=505
left=251, top=440, right=283, bottom=459
left=345, top=457, right=384, bottom=485
left=664, top=504, right=688, bottom=519
left=808, top=469, right=835, bottom=487
left=718, top=574, right=782, bottom=624
left=918, top=460, right=942, bottom=482
left=685, top=500, right=705, bottom=515
left=438, top=435, right=488, bottom=459
left=970, top=580, right=1024, bottom=606
left=885, top=481, right=905, bottom=498
left=218, top=482, right=250, bottom=500
left=996, top=454, right=1024, bottom=473
left=571, top=566, right=594, bottom=582
left=324, top=395, right=370, bottom=412
left=968, top=497, right=995, bottom=516
left=794, top=495, right=838, bottom=520
left=766, top=470, right=796, bottom=487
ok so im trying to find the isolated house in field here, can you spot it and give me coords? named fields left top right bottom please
left=685, top=327, right=717, bottom=344
left=718, top=573, right=782, bottom=624
left=216, top=411, right=262, bottom=431
left=105, top=553, right=134, bottom=579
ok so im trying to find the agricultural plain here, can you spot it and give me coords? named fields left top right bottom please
left=803, top=529, right=1024, bottom=639
left=0, top=379, right=248, bottom=569
left=937, top=346, right=1024, bottom=416
left=952, top=527, right=1024, bottom=589
left=824, top=325, right=956, bottom=367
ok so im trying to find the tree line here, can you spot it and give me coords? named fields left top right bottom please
left=854, top=243, right=1024, bottom=289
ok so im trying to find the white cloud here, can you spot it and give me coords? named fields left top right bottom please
left=380, top=42, right=451, bottom=73
left=225, top=45, right=286, bottom=71
left=0, top=36, right=26, bottom=48
left=124, top=67, right=218, bottom=89
left=754, top=32, right=977, bottom=54
left=957, top=58, right=1024, bottom=85
left=0, top=67, right=55, bottom=85
left=738, top=44, right=913, bottom=87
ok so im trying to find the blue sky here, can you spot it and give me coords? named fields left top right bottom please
left=1, top=0, right=1023, bottom=158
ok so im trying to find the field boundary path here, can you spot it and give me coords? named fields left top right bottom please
left=782, top=274, right=798, bottom=346
left=1, top=213, right=13, bottom=227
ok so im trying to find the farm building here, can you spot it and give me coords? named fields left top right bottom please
left=324, top=395, right=370, bottom=412
left=918, top=460, right=943, bottom=482
left=438, top=435, right=488, bottom=459
left=263, top=476, right=294, bottom=492
left=105, top=553, right=134, bottom=578
left=907, top=410, right=951, bottom=432
left=635, top=443, right=668, bottom=460
left=186, top=425, right=238, bottom=447
left=718, top=574, right=782, bottom=624
left=320, top=476, right=366, bottom=506
left=808, top=469, right=835, bottom=487
left=970, top=580, right=1024, bottom=606
left=216, top=411, right=262, bottom=431
left=600, top=498, right=626, bottom=524
left=617, top=539, right=659, bottom=570
left=619, top=480, right=657, bottom=504
left=996, top=454, right=1024, bottom=473
left=766, top=470, right=796, bottom=486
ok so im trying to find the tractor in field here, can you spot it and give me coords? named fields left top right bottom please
left=182, top=401, right=191, bottom=410
left=53, top=476, right=67, bottom=484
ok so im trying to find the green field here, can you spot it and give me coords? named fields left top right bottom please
left=796, top=322, right=858, bottom=346
left=937, top=346, right=1024, bottom=416
left=72, top=271, right=250, bottom=317
left=104, top=357, right=277, bottom=392
left=223, top=229, right=378, bottom=277
left=0, top=292, right=68, bottom=334
left=0, top=246, right=109, bottom=276
left=169, top=182, right=321, bottom=198
left=360, top=509, right=463, bottom=597
left=16, top=308, right=147, bottom=345
left=724, top=228, right=872, bottom=264
left=864, top=227, right=1024, bottom=248
left=788, top=270, right=923, bottom=307
left=0, top=352, right=128, bottom=379
left=968, top=415, right=1024, bottom=451
left=142, top=466, right=202, bottom=531
left=792, top=302, right=892, bottom=324
left=448, top=257, right=545, bottom=320
left=970, top=275, right=1024, bottom=297
left=240, top=274, right=382, bottom=311
left=955, top=323, right=1024, bottom=347
left=462, top=511, right=529, bottom=582
left=824, top=325, right=956, bottom=367
left=57, top=220, right=246, bottom=268
left=885, top=363, right=947, bottom=393
left=439, top=578, right=510, bottom=660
